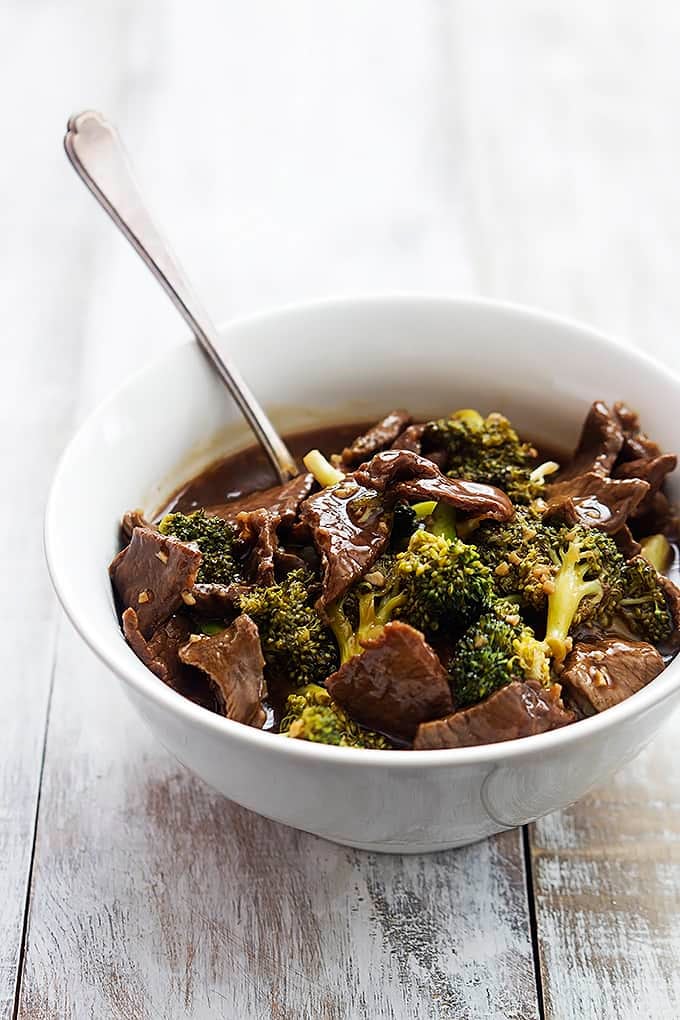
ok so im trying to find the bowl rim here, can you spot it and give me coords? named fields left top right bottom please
left=45, top=291, right=680, bottom=768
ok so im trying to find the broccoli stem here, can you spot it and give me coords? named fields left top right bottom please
left=430, top=502, right=457, bottom=541
left=303, top=449, right=345, bottom=487
left=545, top=541, right=603, bottom=664
left=412, top=500, right=437, bottom=519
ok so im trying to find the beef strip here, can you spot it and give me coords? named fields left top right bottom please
left=122, top=608, right=220, bottom=711
left=390, top=423, right=425, bottom=455
left=659, top=574, right=680, bottom=652
left=300, top=479, right=391, bottom=607
left=236, top=508, right=280, bottom=587
left=557, top=401, right=624, bottom=482
left=121, top=509, right=155, bottom=541
left=613, top=525, right=642, bottom=560
left=179, top=614, right=266, bottom=727
left=613, top=453, right=677, bottom=517
left=206, top=472, right=314, bottom=525
left=341, top=410, right=412, bottom=466
left=613, top=401, right=662, bottom=462
left=190, top=581, right=254, bottom=617
left=413, top=681, right=574, bottom=749
left=544, top=471, right=650, bottom=534
left=559, top=637, right=665, bottom=716
left=110, top=527, right=202, bottom=638
left=325, top=621, right=453, bottom=740
left=354, top=450, right=514, bottom=522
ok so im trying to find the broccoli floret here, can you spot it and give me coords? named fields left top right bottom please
left=618, top=556, right=674, bottom=644
left=326, top=554, right=406, bottom=663
left=476, top=507, right=556, bottom=611
left=280, top=684, right=390, bottom=748
left=394, top=530, right=494, bottom=634
left=159, top=509, right=240, bottom=585
left=423, top=409, right=553, bottom=503
left=451, top=601, right=551, bottom=707
left=240, top=570, right=338, bottom=686
left=545, top=526, right=625, bottom=665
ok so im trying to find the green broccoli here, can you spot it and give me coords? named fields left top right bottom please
left=475, top=507, right=556, bottom=611
left=394, top=529, right=494, bottom=634
left=326, top=554, right=406, bottom=663
left=280, top=684, right=390, bottom=748
left=451, top=601, right=551, bottom=707
left=327, top=530, right=494, bottom=662
left=618, top=556, right=674, bottom=644
left=423, top=408, right=555, bottom=503
left=239, top=570, right=338, bottom=686
left=159, top=509, right=240, bottom=585
left=544, top=525, right=625, bottom=665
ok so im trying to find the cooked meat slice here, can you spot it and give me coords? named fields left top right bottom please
left=236, top=508, right=280, bottom=587
left=613, top=402, right=662, bottom=462
left=659, top=575, right=680, bottom=652
left=179, top=615, right=266, bottom=727
left=354, top=450, right=513, bottom=522
left=110, top=528, right=202, bottom=638
left=613, top=453, right=677, bottom=517
left=341, top=410, right=413, bottom=466
left=121, top=509, right=155, bottom=541
left=560, top=637, right=665, bottom=715
left=557, top=401, right=624, bottom=482
left=122, top=608, right=219, bottom=711
left=191, top=582, right=254, bottom=617
left=206, top=472, right=314, bottom=525
left=325, top=621, right=453, bottom=740
left=544, top=472, right=649, bottom=534
left=413, top=682, right=574, bottom=749
left=613, top=525, right=642, bottom=560
left=300, top=479, right=391, bottom=607
left=390, top=423, right=426, bottom=455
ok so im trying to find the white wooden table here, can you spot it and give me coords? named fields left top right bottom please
left=4, top=3, right=680, bottom=1017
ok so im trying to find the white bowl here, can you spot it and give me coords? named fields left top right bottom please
left=45, top=296, right=680, bottom=853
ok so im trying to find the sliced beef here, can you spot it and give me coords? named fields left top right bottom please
left=236, top=508, right=280, bottom=587
left=121, top=509, right=155, bottom=541
left=325, top=621, right=453, bottom=740
left=300, top=479, right=391, bottom=607
left=341, top=410, right=412, bottom=467
left=122, top=608, right=219, bottom=711
left=179, top=615, right=266, bottom=727
left=544, top=472, right=649, bottom=534
left=207, top=472, right=314, bottom=526
left=390, top=423, right=426, bottom=455
left=613, top=453, right=677, bottom=517
left=110, top=528, right=202, bottom=638
left=659, top=574, right=680, bottom=652
left=613, top=525, right=642, bottom=560
left=560, top=637, right=665, bottom=716
left=354, top=450, right=514, bottom=522
left=557, top=401, right=624, bottom=482
left=190, top=581, right=253, bottom=617
left=413, top=682, right=574, bottom=749
left=613, top=402, right=662, bottom=462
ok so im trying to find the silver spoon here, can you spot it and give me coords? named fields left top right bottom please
left=64, top=110, right=298, bottom=484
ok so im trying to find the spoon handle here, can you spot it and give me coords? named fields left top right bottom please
left=64, top=110, right=298, bottom=484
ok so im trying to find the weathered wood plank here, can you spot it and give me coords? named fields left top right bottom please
left=0, top=3, right=141, bottom=1011
left=18, top=630, right=538, bottom=1020
left=529, top=718, right=680, bottom=1019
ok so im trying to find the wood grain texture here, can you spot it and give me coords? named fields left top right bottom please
left=18, top=630, right=538, bottom=1020
left=529, top=720, right=680, bottom=1019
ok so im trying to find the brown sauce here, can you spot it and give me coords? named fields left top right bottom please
left=166, top=421, right=373, bottom=515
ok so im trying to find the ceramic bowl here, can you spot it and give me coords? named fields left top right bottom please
left=45, top=296, right=680, bottom=853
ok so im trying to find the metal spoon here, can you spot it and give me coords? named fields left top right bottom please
left=64, top=110, right=298, bottom=484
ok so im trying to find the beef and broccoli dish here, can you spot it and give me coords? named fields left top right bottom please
left=110, top=401, right=680, bottom=750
